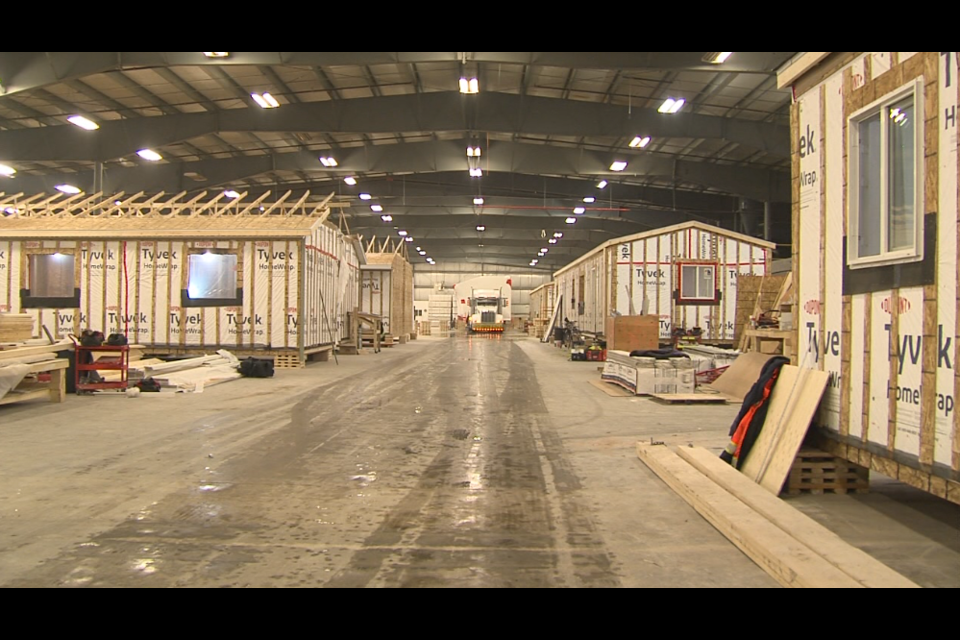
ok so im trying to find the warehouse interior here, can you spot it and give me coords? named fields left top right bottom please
left=0, top=52, right=957, bottom=588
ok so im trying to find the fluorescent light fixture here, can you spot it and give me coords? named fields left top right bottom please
left=705, top=52, right=733, bottom=64
left=596, top=179, right=608, bottom=188
left=67, top=115, right=99, bottom=130
left=0, top=164, right=16, bottom=176
left=473, top=197, right=484, bottom=205
left=344, top=176, right=357, bottom=185
left=405, top=237, right=414, bottom=242
left=573, top=207, right=585, bottom=214
left=224, top=189, right=240, bottom=198
left=629, top=136, right=651, bottom=148
left=251, top=92, right=280, bottom=109
left=469, top=168, right=482, bottom=177
left=319, top=156, right=338, bottom=167
left=114, top=200, right=122, bottom=205
left=658, top=98, right=685, bottom=114
left=541, top=248, right=548, bottom=253
left=370, top=204, right=383, bottom=212
left=418, top=250, right=426, bottom=256
left=398, top=230, right=408, bottom=236
left=537, top=252, right=544, bottom=257
left=459, top=77, right=479, bottom=94
left=549, top=238, right=557, bottom=244
left=466, top=146, right=482, bottom=157
left=359, top=193, right=372, bottom=200
left=609, top=161, right=628, bottom=172
left=476, top=225, right=485, bottom=232
left=55, top=184, right=81, bottom=194
left=553, top=232, right=563, bottom=238
left=565, top=217, right=576, bottom=224
left=380, top=214, right=393, bottom=222
left=203, top=52, right=230, bottom=58
left=137, top=149, right=163, bottom=161
left=4, top=207, right=19, bottom=214
left=583, top=196, right=595, bottom=203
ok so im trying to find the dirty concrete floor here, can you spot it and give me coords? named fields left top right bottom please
left=0, top=332, right=957, bottom=588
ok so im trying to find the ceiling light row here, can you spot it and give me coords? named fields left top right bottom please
left=251, top=92, right=280, bottom=109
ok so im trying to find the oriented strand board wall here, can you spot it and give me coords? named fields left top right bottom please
left=363, top=252, right=414, bottom=338
left=790, top=52, right=959, bottom=497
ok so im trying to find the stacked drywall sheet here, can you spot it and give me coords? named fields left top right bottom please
left=601, top=350, right=696, bottom=395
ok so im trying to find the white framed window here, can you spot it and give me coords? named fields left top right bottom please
left=677, top=262, right=718, bottom=303
left=847, top=77, right=924, bottom=268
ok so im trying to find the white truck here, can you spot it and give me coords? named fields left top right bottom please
left=467, top=288, right=504, bottom=333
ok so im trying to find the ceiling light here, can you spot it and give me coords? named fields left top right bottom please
left=67, top=115, right=99, bottom=130
left=224, top=189, right=241, bottom=198
left=609, top=161, right=628, bottom=172
left=251, top=92, right=280, bottom=109
left=629, top=136, right=651, bottom=148
left=553, top=232, right=563, bottom=238
left=319, top=156, right=338, bottom=167
left=370, top=204, right=383, bottom=212
left=549, top=238, right=557, bottom=244
left=565, top=217, right=576, bottom=224
left=344, top=176, right=357, bottom=185
left=658, top=98, right=685, bottom=114
left=466, top=146, right=482, bottom=157
left=473, top=197, right=484, bottom=205
left=418, top=250, right=426, bottom=256
left=3, top=207, right=18, bottom=214
left=476, top=225, right=485, bottom=232
left=573, top=207, right=585, bottom=214
left=583, top=196, right=595, bottom=203
left=703, top=52, right=732, bottom=64
left=380, top=214, right=393, bottom=222
left=469, top=168, right=482, bottom=177
left=459, top=77, right=479, bottom=94
left=203, top=52, right=230, bottom=58
left=405, top=237, right=413, bottom=242
left=137, top=149, right=163, bottom=162
left=596, top=180, right=608, bottom=189
left=538, top=252, right=544, bottom=257
left=359, top=193, right=372, bottom=200
left=55, top=184, right=81, bottom=194
left=0, top=164, right=16, bottom=176
left=398, top=230, right=408, bottom=236
left=541, top=248, right=548, bottom=253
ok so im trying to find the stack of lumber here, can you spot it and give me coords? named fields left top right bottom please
left=637, top=443, right=918, bottom=588
left=635, top=363, right=918, bottom=587
left=0, top=314, right=35, bottom=342
left=0, top=340, right=73, bottom=404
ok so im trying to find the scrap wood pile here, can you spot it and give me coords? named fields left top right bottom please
left=636, top=358, right=919, bottom=588
left=0, top=339, right=73, bottom=402
left=99, top=350, right=245, bottom=393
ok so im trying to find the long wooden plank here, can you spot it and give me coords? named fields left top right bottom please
left=0, top=341, right=73, bottom=362
left=740, top=365, right=830, bottom=494
left=676, top=446, right=919, bottom=588
left=636, top=442, right=863, bottom=588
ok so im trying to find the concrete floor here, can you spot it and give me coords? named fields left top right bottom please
left=0, top=331, right=957, bottom=588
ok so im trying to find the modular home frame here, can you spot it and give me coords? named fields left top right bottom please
left=0, top=190, right=362, bottom=367
left=552, top=221, right=775, bottom=345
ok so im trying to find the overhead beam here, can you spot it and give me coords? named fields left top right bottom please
left=0, top=52, right=798, bottom=97
left=0, top=91, right=790, bottom=162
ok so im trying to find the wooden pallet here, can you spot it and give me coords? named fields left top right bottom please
left=649, top=393, right=727, bottom=405
left=273, top=352, right=304, bottom=369
left=784, top=448, right=869, bottom=496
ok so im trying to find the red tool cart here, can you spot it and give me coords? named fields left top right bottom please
left=73, top=342, right=130, bottom=394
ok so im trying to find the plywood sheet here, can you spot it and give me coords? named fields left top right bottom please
left=739, top=365, right=830, bottom=494
left=704, top=352, right=778, bottom=401
left=589, top=379, right=634, bottom=397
